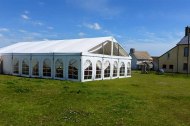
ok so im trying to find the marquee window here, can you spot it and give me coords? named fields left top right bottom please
left=32, top=59, right=39, bottom=76
left=22, top=58, right=29, bottom=75
left=120, top=62, right=125, bottom=76
left=43, top=58, right=51, bottom=77
left=84, top=60, right=92, bottom=80
left=13, top=58, right=19, bottom=74
left=104, top=60, right=110, bottom=78
left=127, top=62, right=131, bottom=76
left=55, top=59, right=63, bottom=78
left=68, top=59, right=78, bottom=79
left=113, top=61, right=118, bottom=77
left=96, top=60, right=102, bottom=79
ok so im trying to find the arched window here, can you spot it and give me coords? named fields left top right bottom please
left=96, top=60, right=102, bottom=79
left=13, top=58, right=19, bottom=74
left=84, top=60, right=92, bottom=79
left=113, top=61, right=118, bottom=77
left=104, top=60, right=110, bottom=78
left=68, top=59, right=78, bottom=79
left=22, top=58, right=29, bottom=75
left=120, top=62, right=125, bottom=76
left=32, top=59, right=39, bottom=76
left=127, top=62, right=131, bottom=76
left=55, top=59, right=63, bottom=78
left=43, top=58, right=51, bottom=77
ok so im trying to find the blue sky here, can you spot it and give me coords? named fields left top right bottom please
left=0, top=0, right=190, bottom=56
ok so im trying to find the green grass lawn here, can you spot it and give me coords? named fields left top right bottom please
left=0, top=71, right=190, bottom=126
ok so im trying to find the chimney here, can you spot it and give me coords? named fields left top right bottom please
left=130, top=48, right=135, bottom=54
left=185, top=26, right=190, bottom=36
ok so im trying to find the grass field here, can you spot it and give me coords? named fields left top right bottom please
left=0, top=71, right=190, bottom=126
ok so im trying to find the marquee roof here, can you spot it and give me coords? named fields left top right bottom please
left=0, top=36, right=129, bottom=56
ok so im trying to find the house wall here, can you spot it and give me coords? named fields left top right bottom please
left=177, top=45, right=190, bottom=73
left=159, top=46, right=178, bottom=72
left=159, top=45, right=190, bottom=73
left=130, top=54, right=138, bottom=69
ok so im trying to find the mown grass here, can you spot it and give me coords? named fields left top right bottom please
left=0, top=71, right=190, bottom=126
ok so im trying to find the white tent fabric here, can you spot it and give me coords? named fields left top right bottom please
left=96, top=61, right=102, bottom=69
left=69, top=59, right=78, bottom=68
left=104, top=61, right=110, bottom=70
left=84, top=60, right=91, bottom=69
left=113, top=61, right=118, bottom=68
left=0, top=36, right=117, bottom=54
left=120, top=62, right=125, bottom=67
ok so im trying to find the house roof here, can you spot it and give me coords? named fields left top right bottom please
left=177, top=36, right=190, bottom=45
left=133, top=51, right=152, bottom=60
left=0, top=36, right=123, bottom=54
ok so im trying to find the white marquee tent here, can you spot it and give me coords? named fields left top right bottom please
left=0, top=36, right=131, bottom=82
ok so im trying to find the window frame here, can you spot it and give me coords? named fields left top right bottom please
left=55, top=59, right=64, bottom=78
left=183, top=63, right=188, bottom=71
left=162, top=64, right=167, bottom=69
left=32, top=59, right=39, bottom=76
left=127, top=62, right=131, bottom=76
left=43, top=58, right=51, bottom=77
left=96, top=60, right=102, bottom=79
left=113, top=61, right=118, bottom=77
left=84, top=60, right=93, bottom=80
left=184, top=47, right=189, bottom=57
left=169, top=65, right=173, bottom=69
left=119, top=62, right=125, bottom=76
left=22, top=58, right=29, bottom=75
left=104, top=60, right=110, bottom=78
left=13, top=58, right=19, bottom=74
left=68, top=59, right=78, bottom=79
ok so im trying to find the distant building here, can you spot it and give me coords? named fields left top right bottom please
left=152, top=56, right=159, bottom=71
left=159, top=26, right=190, bottom=73
left=129, top=48, right=153, bottom=70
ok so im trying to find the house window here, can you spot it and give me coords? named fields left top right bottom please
left=84, top=60, right=92, bottom=80
left=96, top=60, right=102, bottom=79
left=113, top=61, right=118, bottom=77
left=55, top=59, right=63, bottom=78
left=162, top=64, right=166, bottom=69
left=120, top=62, right=125, bottom=76
left=32, top=59, right=39, bottom=76
left=68, top=59, right=78, bottom=79
left=13, top=58, right=19, bottom=74
left=183, top=63, right=188, bottom=71
left=43, top=58, right=51, bottom=77
left=104, top=61, right=110, bottom=78
left=184, top=47, right=189, bottom=57
left=22, top=59, right=29, bottom=75
left=169, top=65, right=173, bottom=69
left=167, top=53, right=170, bottom=59
left=127, top=62, right=131, bottom=76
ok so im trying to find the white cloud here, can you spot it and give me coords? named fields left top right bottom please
left=21, top=14, right=30, bottom=20
left=78, top=32, right=86, bottom=37
left=84, top=23, right=101, bottom=30
left=66, top=0, right=121, bottom=17
left=47, top=26, right=54, bottom=30
left=0, top=28, right=9, bottom=32
left=32, top=21, right=44, bottom=26
left=18, top=29, right=27, bottom=33
left=24, top=10, right=29, bottom=14
left=0, top=33, right=3, bottom=37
